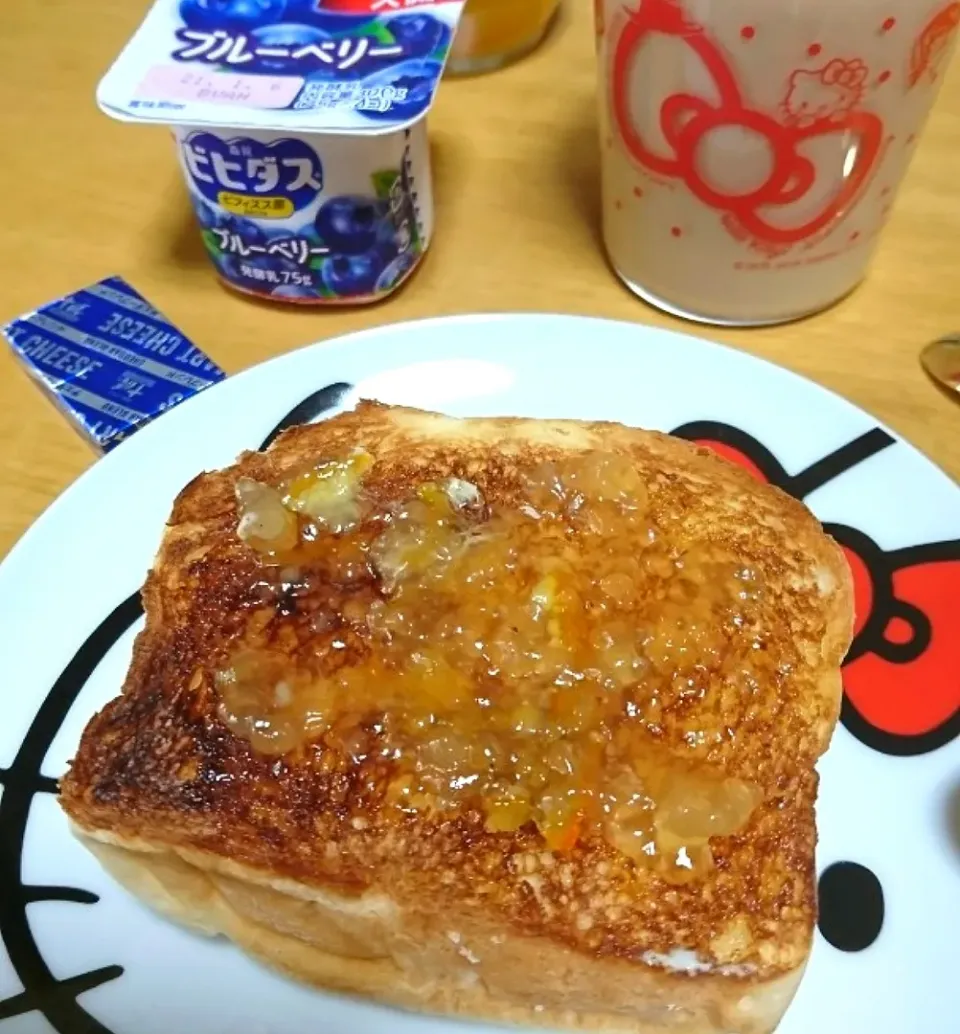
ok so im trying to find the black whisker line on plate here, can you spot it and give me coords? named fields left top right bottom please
left=0, top=966, right=125, bottom=1026
left=55, top=966, right=125, bottom=1001
left=258, top=381, right=353, bottom=451
left=0, top=988, right=35, bottom=1021
left=0, top=383, right=358, bottom=1033
left=787, top=428, right=896, bottom=499
left=0, top=768, right=60, bottom=796
left=0, top=591, right=141, bottom=1034
left=21, top=885, right=100, bottom=906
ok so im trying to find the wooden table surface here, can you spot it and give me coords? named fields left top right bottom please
left=1, top=1, right=959, bottom=560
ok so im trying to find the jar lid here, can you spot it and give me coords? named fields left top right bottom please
left=98, top=0, right=466, bottom=135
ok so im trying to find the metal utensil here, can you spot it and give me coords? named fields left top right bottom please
left=920, top=335, right=960, bottom=395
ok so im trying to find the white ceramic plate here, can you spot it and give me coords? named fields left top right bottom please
left=1, top=314, right=958, bottom=1034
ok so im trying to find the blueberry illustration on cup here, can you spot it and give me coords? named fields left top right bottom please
left=389, top=14, right=451, bottom=59
left=376, top=249, right=416, bottom=292
left=178, top=0, right=287, bottom=31
left=322, top=252, right=382, bottom=296
left=193, top=198, right=221, bottom=229
left=373, top=220, right=402, bottom=266
left=358, top=59, right=443, bottom=122
left=215, top=212, right=269, bottom=246
left=315, top=195, right=389, bottom=254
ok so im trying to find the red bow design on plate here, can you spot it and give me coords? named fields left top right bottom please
left=671, top=421, right=960, bottom=756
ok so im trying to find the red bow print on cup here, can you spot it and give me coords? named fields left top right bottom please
left=611, top=0, right=884, bottom=245
left=909, top=2, right=960, bottom=88
left=671, top=421, right=960, bottom=757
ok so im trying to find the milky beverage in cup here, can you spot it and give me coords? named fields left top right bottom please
left=598, top=0, right=960, bottom=325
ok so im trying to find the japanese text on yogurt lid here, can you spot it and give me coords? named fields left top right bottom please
left=98, top=0, right=466, bottom=133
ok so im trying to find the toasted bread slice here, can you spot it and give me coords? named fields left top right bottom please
left=60, top=402, right=853, bottom=1034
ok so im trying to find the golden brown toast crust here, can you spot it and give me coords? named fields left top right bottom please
left=72, top=832, right=808, bottom=1034
left=60, top=402, right=853, bottom=1020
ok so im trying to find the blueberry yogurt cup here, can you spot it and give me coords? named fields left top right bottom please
left=96, top=0, right=466, bottom=306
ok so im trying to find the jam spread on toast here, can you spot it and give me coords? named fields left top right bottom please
left=216, top=450, right=769, bottom=882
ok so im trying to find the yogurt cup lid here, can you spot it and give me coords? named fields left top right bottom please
left=97, top=0, right=466, bottom=134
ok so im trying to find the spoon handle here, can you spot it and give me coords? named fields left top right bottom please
left=921, top=336, right=960, bottom=393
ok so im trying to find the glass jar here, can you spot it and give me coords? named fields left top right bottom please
left=447, top=0, right=561, bottom=76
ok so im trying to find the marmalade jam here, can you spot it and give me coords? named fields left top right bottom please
left=216, top=448, right=766, bottom=882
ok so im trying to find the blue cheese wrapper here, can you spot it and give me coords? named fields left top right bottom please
left=2, top=276, right=224, bottom=453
